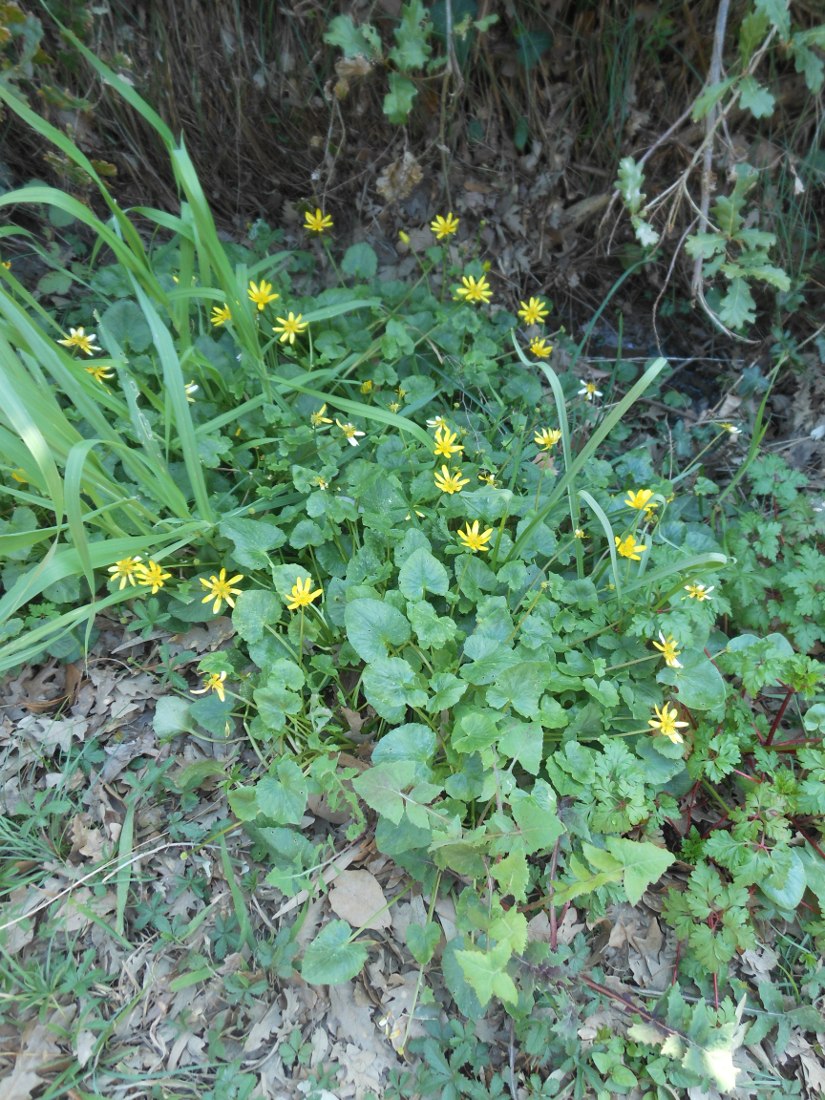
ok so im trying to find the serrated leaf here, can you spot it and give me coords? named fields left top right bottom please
left=398, top=546, right=449, bottom=600
left=691, top=77, right=735, bottom=121
left=604, top=837, right=676, bottom=905
left=383, top=72, right=418, bottom=124
left=510, top=780, right=564, bottom=855
left=406, top=921, right=440, bottom=965
left=631, top=216, right=660, bottom=247
left=718, top=277, right=757, bottom=329
left=301, top=920, right=368, bottom=985
left=345, top=598, right=411, bottom=662
left=455, top=943, right=518, bottom=1006
left=685, top=232, right=726, bottom=260
left=323, top=14, right=381, bottom=58
left=352, top=761, right=416, bottom=824
left=792, top=40, right=824, bottom=93
left=738, top=76, right=775, bottom=118
left=489, top=907, right=528, bottom=954
left=616, top=157, right=645, bottom=212
left=755, top=0, right=790, bottom=40
left=743, top=263, right=790, bottom=291
left=740, top=9, right=769, bottom=62
left=388, top=0, right=431, bottom=69
left=490, top=847, right=530, bottom=901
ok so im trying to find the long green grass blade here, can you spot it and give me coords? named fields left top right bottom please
left=510, top=343, right=668, bottom=559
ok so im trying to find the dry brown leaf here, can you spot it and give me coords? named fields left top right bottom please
left=68, top=814, right=105, bottom=861
left=329, top=870, right=391, bottom=931
left=376, top=152, right=423, bottom=204
left=6, top=1010, right=73, bottom=1100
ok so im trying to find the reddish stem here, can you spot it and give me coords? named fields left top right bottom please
left=798, top=829, right=825, bottom=863
left=765, top=685, right=795, bottom=747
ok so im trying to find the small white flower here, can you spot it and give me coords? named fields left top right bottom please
left=578, top=381, right=603, bottom=401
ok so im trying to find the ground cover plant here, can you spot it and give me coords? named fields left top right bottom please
left=1, top=20, right=825, bottom=1100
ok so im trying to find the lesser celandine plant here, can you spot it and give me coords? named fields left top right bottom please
left=1, top=31, right=824, bottom=1098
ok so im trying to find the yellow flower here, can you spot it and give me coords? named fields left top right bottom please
left=684, top=582, right=714, bottom=601
left=272, top=311, right=308, bottom=344
left=248, top=279, right=279, bottom=311
left=720, top=422, right=741, bottom=437
left=311, top=404, right=333, bottom=427
left=615, top=534, right=647, bottom=561
left=1, top=259, right=11, bottom=270
left=434, top=465, right=470, bottom=495
left=648, top=702, right=689, bottom=745
left=107, top=556, right=143, bottom=590
left=398, top=230, right=411, bottom=245
left=210, top=303, right=232, bottom=327
left=430, top=212, right=460, bottom=239
left=574, top=528, right=587, bottom=539
left=192, top=670, right=227, bottom=703
left=396, top=386, right=407, bottom=399
left=389, top=401, right=401, bottom=413
left=534, top=428, right=562, bottom=450
left=529, top=337, right=553, bottom=359
left=578, top=380, right=603, bottom=401
left=478, top=471, right=498, bottom=488
left=455, top=274, right=492, bottom=304
left=10, top=468, right=28, bottom=483
left=287, top=575, right=323, bottom=611
left=86, top=365, right=115, bottom=384
left=653, top=631, right=683, bottom=669
left=313, top=476, right=329, bottom=490
left=304, top=208, right=333, bottom=234
left=335, top=419, right=365, bottom=447
left=518, top=297, right=549, bottom=325
left=135, top=560, right=172, bottom=594
left=360, top=379, right=374, bottom=395
left=185, top=381, right=198, bottom=402
left=200, top=568, right=244, bottom=614
left=434, top=425, right=464, bottom=458
left=457, top=520, right=494, bottom=553
left=58, top=327, right=100, bottom=356
left=624, top=488, right=655, bottom=511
